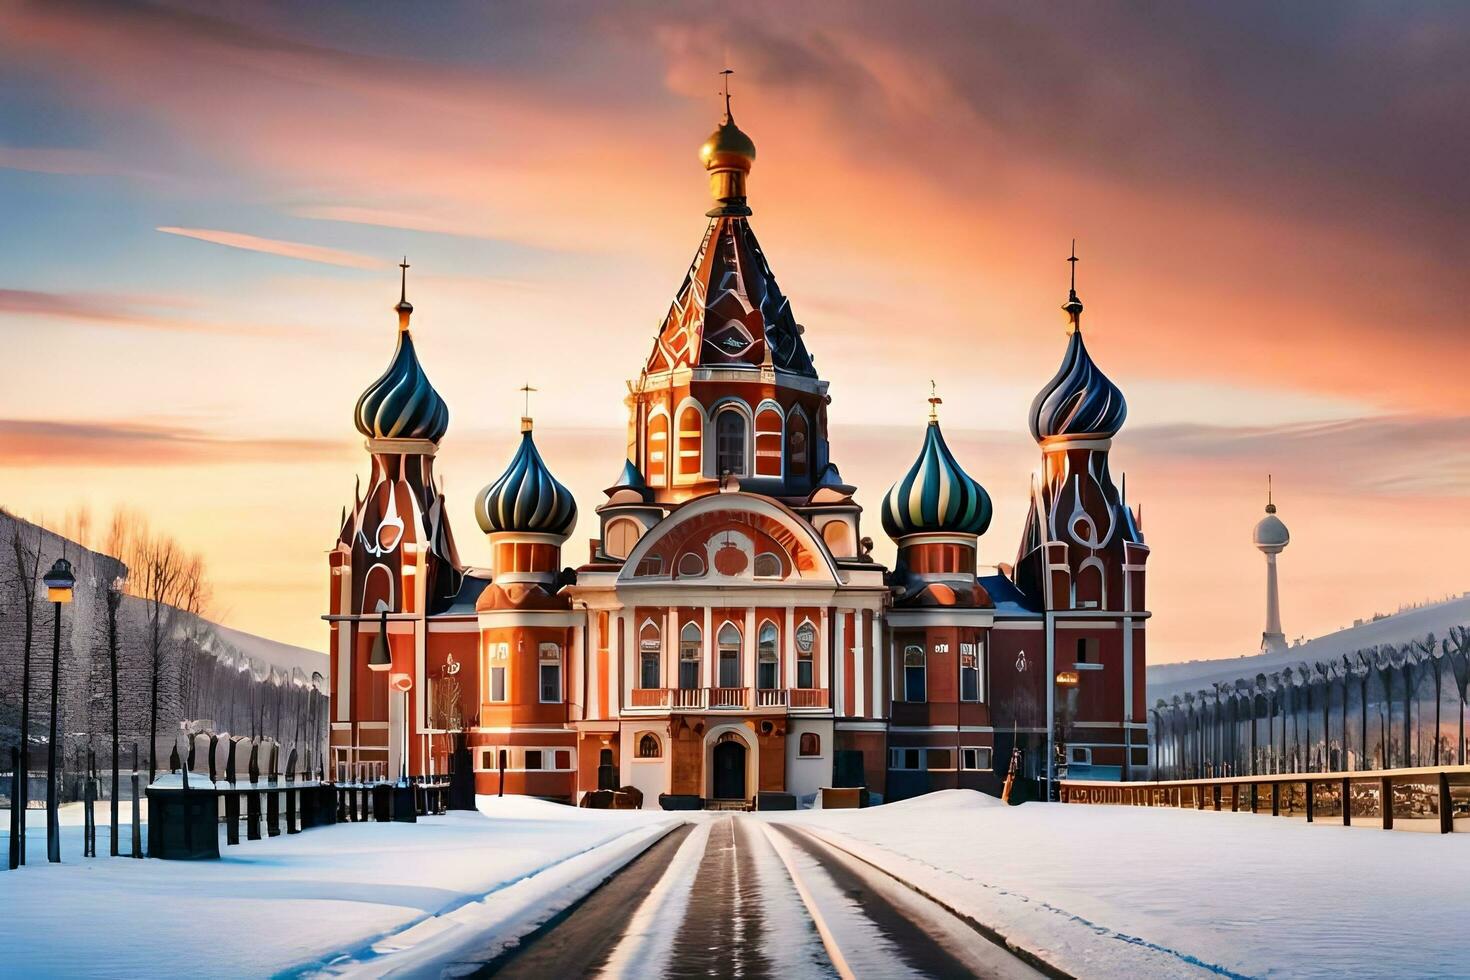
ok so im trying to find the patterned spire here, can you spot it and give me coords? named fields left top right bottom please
left=354, top=272, right=449, bottom=442
left=1028, top=248, right=1127, bottom=442
left=881, top=414, right=993, bottom=539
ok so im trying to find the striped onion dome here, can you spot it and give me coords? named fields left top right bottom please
left=474, top=426, right=577, bottom=536
left=354, top=328, right=450, bottom=442
left=881, top=420, right=993, bottom=539
left=1028, top=282, right=1127, bottom=442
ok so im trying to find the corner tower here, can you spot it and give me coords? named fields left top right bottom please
left=328, top=263, right=463, bottom=781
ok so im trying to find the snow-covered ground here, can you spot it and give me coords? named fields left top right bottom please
left=0, top=798, right=675, bottom=979
left=766, top=790, right=1470, bottom=979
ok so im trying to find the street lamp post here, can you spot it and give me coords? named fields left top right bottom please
left=42, top=557, right=76, bottom=864
left=1053, top=670, right=1080, bottom=799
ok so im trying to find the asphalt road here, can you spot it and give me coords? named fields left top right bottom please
left=479, top=814, right=1047, bottom=980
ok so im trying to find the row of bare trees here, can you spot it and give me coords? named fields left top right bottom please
left=1152, top=628, right=1470, bottom=779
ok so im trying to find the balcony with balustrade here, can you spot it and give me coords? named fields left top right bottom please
left=624, top=686, right=830, bottom=714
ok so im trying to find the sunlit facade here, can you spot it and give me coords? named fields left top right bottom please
left=326, top=98, right=1150, bottom=805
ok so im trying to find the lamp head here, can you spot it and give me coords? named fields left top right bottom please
left=44, top=557, right=76, bottom=604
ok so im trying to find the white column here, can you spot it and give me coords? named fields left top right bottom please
left=335, top=621, right=352, bottom=722
left=818, top=608, right=829, bottom=696
left=743, top=606, right=756, bottom=692
left=784, top=606, right=796, bottom=689
left=587, top=613, right=601, bottom=720
left=570, top=623, right=584, bottom=721
left=834, top=611, right=847, bottom=716
left=621, top=613, right=635, bottom=715
left=703, top=606, right=714, bottom=688
left=853, top=610, right=866, bottom=718
left=666, top=606, right=678, bottom=689
left=870, top=612, right=883, bottom=719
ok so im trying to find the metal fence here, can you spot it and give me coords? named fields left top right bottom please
left=1152, top=626, right=1470, bottom=778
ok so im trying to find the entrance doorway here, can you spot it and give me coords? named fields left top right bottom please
left=712, top=737, right=747, bottom=800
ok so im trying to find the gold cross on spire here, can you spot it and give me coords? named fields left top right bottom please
left=1067, top=239, right=1078, bottom=296
left=928, top=379, right=942, bottom=422
left=518, top=383, right=538, bottom=433
left=395, top=255, right=413, bottom=326
left=720, top=68, right=733, bottom=118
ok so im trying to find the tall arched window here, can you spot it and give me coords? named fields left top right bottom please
left=637, top=733, right=661, bottom=759
left=715, top=410, right=747, bottom=477
left=903, top=644, right=926, bottom=703
left=757, top=621, right=779, bottom=690
left=646, top=412, right=669, bottom=486
left=679, top=622, right=702, bottom=690
left=677, top=405, right=702, bottom=480
left=795, top=622, right=816, bottom=689
left=754, top=407, right=783, bottom=477
left=787, top=410, right=809, bottom=479
left=638, top=621, right=661, bottom=690
left=717, top=622, right=742, bottom=688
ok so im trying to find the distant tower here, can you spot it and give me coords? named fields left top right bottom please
left=1253, top=476, right=1290, bottom=652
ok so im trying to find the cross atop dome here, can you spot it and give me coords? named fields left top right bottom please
left=700, top=68, right=756, bottom=217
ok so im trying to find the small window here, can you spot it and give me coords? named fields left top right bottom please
left=715, top=409, right=747, bottom=477
left=606, top=519, right=641, bottom=559
left=753, top=552, right=781, bottom=578
left=539, top=643, right=561, bottom=703
left=757, top=621, right=779, bottom=690
left=717, top=622, right=741, bottom=688
left=1076, top=637, right=1099, bottom=667
left=677, top=552, right=705, bottom=577
left=677, top=406, right=702, bottom=479
left=795, top=622, right=816, bottom=689
left=646, top=414, right=668, bottom=487
left=961, top=747, right=992, bottom=771
left=639, top=622, right=662, bottom=690
left=1070, top=747, right=1092, bottom=766
left=960, top=642, right=981, bottom=702
left=798, top=732, right=820, bottom=757
left=889, top=748, right=922, bottom=771
left=679, top=622, right=701, bottom=690
left=903, top=644, right=926, bottom=703
left=489, top=666, right=507, bottom=702
left=637, top=733, right=661, bottom=759
left=524, top=750, right=543, bottom=771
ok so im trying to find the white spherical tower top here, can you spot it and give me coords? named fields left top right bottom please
left=1253, top=476, right=1289, bottom=554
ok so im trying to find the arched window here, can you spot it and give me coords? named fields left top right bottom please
left=787, top=410, right=809, bottom=479
left=715, top=410, right=747, bottom=478
left=717, top=622, right=742, bottom=688
left=677, top=552, right=705, bottom=578
left=757, top=621, right=779, bottom=690
left=795, top=622, right=816, bottom=689
left=646, top=411, right=669, bottom=486
left=638, top=621, right=661, bottom=690
left=798, top=732, right=821, bottom=757
left=637, top=733, right=661, bottom=759
left=605, top=519, right=641, bottom=559
left=754, top=407, right=783, bottom=477
left=822, top=520, right=855, bottom=557
left=903, top=644, right=926, bottom=703
left=753, top=552, right=782, bottom=579
left=679, top=622, right=702, bottom=690
left=677, top=405, right=702, bottom=480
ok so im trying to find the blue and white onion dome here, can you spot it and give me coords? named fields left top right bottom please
left=354, top=285, right=450, bottom=442
left=1027, top=282, right=1127, bottom=443
left=881, top=417, right=993, bottom=540
left=475, top=423, right=578, bottom=537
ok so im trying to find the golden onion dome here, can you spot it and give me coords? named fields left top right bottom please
left=700, top=113, right=756, bottom=173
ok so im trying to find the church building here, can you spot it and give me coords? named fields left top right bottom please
left=325, top=93, right=1150, bottom=806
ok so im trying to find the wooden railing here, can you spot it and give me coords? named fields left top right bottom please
left=1061, top=764, right=1470, bottom=835
left=755, top=688, right=788, bottom=708
left=671, top=687, right=706, bottom=710
left=709, top=687, right=749, bottom=709
left=789, top=688, right=829, bottom=709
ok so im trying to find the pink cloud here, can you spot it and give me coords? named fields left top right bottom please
left=155, top=226, right=385, bottom=269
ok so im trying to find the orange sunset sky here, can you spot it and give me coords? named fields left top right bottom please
left=1, top=2, right=1466, bottom=663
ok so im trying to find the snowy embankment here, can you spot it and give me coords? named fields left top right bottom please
left=767, top=789, right=1469, bottom=979
left=0, top=798, right=676, bottom=979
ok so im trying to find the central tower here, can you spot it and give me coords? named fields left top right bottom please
left=627, top=79, right=831, bottom=509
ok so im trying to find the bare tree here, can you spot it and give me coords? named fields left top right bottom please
left=7, top=513, right=43, bottom=867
